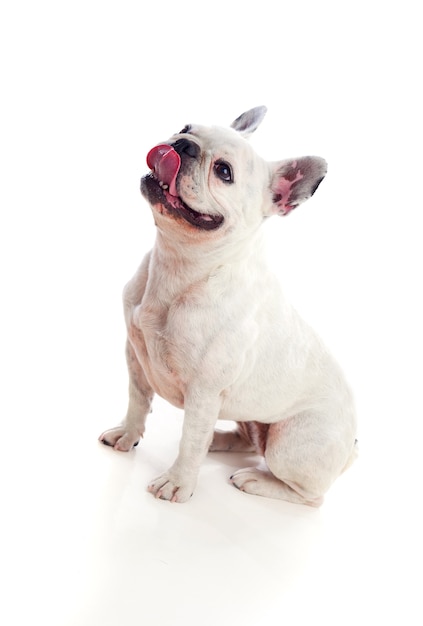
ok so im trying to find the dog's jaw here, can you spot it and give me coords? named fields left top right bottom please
left=141, top=173, right=224, bottom=231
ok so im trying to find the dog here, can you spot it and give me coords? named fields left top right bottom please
left=99, top=106, right=357, bottom=506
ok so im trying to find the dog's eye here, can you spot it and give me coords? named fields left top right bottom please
left=179, top=124, right=192, bottom=134
left=214, top=161, right=233, bottom=183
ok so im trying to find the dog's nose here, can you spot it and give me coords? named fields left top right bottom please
left=172, top=138, right=200, bottom=160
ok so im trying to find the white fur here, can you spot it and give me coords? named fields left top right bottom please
left=99, top=108, right=357, bottom=506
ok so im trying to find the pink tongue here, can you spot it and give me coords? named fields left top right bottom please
left=146, top=144, right=181, bottom=196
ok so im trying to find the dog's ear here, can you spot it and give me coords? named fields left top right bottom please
left=230, top=106, right=267, bottom=136
left=266, top=156, right=327, bottom=217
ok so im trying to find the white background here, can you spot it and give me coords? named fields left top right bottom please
left=1, top=1, right=422, bottom=625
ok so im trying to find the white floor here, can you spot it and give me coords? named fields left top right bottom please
left=2, top=389, right=422, bottom=626
left=1, top=1, right=422, bottom=625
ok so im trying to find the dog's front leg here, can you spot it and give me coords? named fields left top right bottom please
left=99, top=340, right=154, bottom=451
left=148, top=395, right=221, bottom=503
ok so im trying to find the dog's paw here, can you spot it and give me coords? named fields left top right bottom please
left=98, top=426, right=140, bottom=451
left=209, top=429, right=255, bottom=452
left=230, top=467, right=323, bottom=506
left=230, top=467, right=270, bottom=493
left=148, top=471, right=195, bottom=503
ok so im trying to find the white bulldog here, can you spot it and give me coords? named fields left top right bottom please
left=99, top=106, right=357, bottom=506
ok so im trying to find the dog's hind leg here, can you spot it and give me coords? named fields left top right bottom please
left=230, top=410, right=357, bottom=507
left=230, top=464, right=324, bottom=506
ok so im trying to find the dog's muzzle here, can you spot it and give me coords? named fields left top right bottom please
left=142, top=141, right=224, bottom=231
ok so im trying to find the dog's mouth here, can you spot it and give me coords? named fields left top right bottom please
left=145, top=144, right=224, bottom=231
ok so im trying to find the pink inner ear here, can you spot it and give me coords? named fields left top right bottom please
left=273, top=162, right=304, bottom=215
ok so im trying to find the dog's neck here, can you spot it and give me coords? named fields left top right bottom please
left=149, top=227, right=267, bottom=300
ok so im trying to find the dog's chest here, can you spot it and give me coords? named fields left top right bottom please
left=128, top=302, right=180, bottom=405
left=129, top=282, right=213, bottom=405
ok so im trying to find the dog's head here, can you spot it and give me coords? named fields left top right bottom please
left=141, top=107, right=327, bottom=242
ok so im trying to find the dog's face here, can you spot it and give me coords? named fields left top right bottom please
left=141, top=107, right=327, bottom=243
